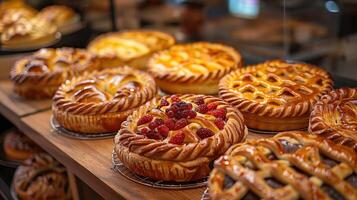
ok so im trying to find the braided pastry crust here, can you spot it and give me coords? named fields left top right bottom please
left=53, top=66, right=157, bottom=134
left=309, top=88, right=357, bottom=152
left=115, top=94, right=247, bottom=181
left=148, top=42, right=242, bottom=94
left=209, top=131, right=357, bottom=200
left=10, top=48, right=99, bottom=99
left=219, top=60, right=333, bottom=131
left=88, top=30, right=175, bottom=69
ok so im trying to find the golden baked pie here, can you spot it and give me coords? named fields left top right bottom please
left=219, top=60, right=333, bottom=131
left=115, top=94, right=247, bottom=181
left=309, top=88, right=357, bottom=152
left=208, top=131, right=357, bottom=200
left=14, top=153, right=71, bottom=200
left=148, top=42, right=242, bottom=94
left=53, top=67, right=157, bottom=134
left=88, top=30, right=175, bottom=69
left=3, top=129, right=41, bottom=161
left=10, top=48, right=99, bottom=99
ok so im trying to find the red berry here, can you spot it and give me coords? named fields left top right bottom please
left=137, top=115, right=153, bottom=126
left=139, top=127, right=149, bottom=135
left=166, top=109, right=175, bottom=118
left=169, top=132, right=185, bottom=144
left=194, top=97, right=205, bottom=105
left=171, top=95, right=181, bottom=102
left=160, top=99, right=169, bottom=107
left=148, top=118, right=164, bottom=130
left=196, top=104, right=208, bottom=114
left=164, top=118, right=175, bottom=130
left=174, top=118, right=188, bottom=130
left=157, top=125, right=170, bottom=138
left=214, top=118, right=225, bottom=130
left=146, top=131, right=162, bottom=140
left=196, top=128, right=214, bottom=139
left=187, top=110, right=197, bottom=119
left=210, top=108, right=227, bottom=119
left=207, top=102, right=218, bottom=110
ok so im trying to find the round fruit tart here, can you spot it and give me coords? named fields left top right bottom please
left=10, top=48, right=99, bottom=99
left=115, top=94, right=247, bottom=181
left=309, top=88, right=357, bottom=152
left=52, top=67, right=157, bottom=134
left=88, top=30, right=175, bottom=69
left=219, top=60, right=333, bottom=131
left=148, top=42, right=242, bottom=94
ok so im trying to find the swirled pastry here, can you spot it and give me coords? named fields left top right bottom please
left=115, top=94, right=247, bottom=181
left=309, top=88, right=357, bottom=152
left=13, top=153, right=71, bottom=200
left=219, top=60, right=333, bottom=131
left=88, top=30, right=175, bottom=69
left=53, top=67, right=157, bottom=134
left=10, top=48, right=99, bottom=99
left=3, top=129, right=41, bottom=161
left=148, top=42, right=242, bottom=94
left=208, top=131, right=357, bottom=200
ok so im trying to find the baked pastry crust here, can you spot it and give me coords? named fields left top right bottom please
left=219, top=60, right=333, bottom=131
left=10, top=48, right=99, bottom=99
left=53, top=67, right=157, bottom=134
left=115, top=94, right=247, bottom=181
left=208, top=131, right=357, bottom=200
left=3, top=130, right=41, bottom=161
left=88, top=30, right=175, bottom=69
left=309, top=88, right=357, bottom=152
left=13, top=153, right=71, bottom=200
left=148, top=42, right=242, bottom=94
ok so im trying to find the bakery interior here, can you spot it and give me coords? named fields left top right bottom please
left=0, top=0, right=356, bottom=199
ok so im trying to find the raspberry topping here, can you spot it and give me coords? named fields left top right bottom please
left=159, top=99, right=169, bottom=107
left=169, top=131, right=185, bottom=144
left=196, top=104, right=208, bottom=114
left=193, top=97, right=205, bottom=105
left=157, top=125, right=169, bottom=138
left=196, top=128, right=214, bottom=139
left=164, top=118, right=175, bottom=130
left=208, top=108, right=227, bottom=120
left=174, top=118, right=188, bottom=130
left=146, top=131, right=162, bottom=140
left=207, top=102, right=218, bottom=111
left=139, top=127, right=149, bottom=135
left=171, top=95, right=181, bottom=102
left=148, top=118, right=164, bottom=130
left=214, top=118, right=225, bottom=130
left=137, top=115, right=153, bottom=126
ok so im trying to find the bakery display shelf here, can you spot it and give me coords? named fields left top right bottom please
left=0, top=130, right=21, bottom=168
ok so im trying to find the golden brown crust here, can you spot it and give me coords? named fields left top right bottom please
left=208, top=131, right=357, bottom=200
left=88, top=30, right=175, bottom=69
left=52, top=67, right=157, bottom=133
left=115, top=94, right=247, bottom=181
left=219, top=60, right=333, bottom=131
left=10, top=48, right=99, bottom=99
left=37, top=5, right=79, bottom=29
left=309, top=88, right=357, bottom=152
left=148, top=42, right=242, bottom=94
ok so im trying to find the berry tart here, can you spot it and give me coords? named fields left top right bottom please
left=208, top=131, right=357, bottom=200
left=10, top=48, right=99, bottom=99
left=115, top=94, right=247, bottom=181
left=88, top=30, right=175, bottom=69
left=13, top=153, right=71, bottom=200
left=148, top=42, right=242, bottom=94
left=219, top=60, right=333, bottom=131
left=52, top=67, right=157, bottom=134
left=309, top=88, right=357, bottom=152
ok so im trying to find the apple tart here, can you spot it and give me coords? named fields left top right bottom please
left=148, top=42, right=242, bottom=94
left=52, top=67, right=157, bottom=134
left=309, top=88, right=357, bottom=152
left=10, top=48, right=99, bottom=99
left=115, top=94, right=247, bottom=181
left=88, top=30, right=175, bottom=69
left=219, top=60, right=333, bottom=131
left=209, top=131, right=357, bottom=200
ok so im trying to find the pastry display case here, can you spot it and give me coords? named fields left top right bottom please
left=0, top=0, right=356, bottom=200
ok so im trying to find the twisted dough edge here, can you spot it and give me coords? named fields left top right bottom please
left=309, top=88, right=357, bottom=152
left=115, top=94, right=247, bottom=181
left=147, top=42, right=243, bottom=84
left=219, top=60, right=334, bottom=119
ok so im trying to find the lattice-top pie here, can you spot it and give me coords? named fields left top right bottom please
left=88, top=30, right=175, bottom=69
left=53, top=67, right=157, bottom=134
left=115, top=94, right=247, bottom=181
left=209, top=131, right=357, bottom=200
left=309, top=88, right=357, bottom=152
left=148, top=42, right=242, bottom=94
left=10, top=48, right=99, bottom=99
left=219, top=60, right=333, bottom=131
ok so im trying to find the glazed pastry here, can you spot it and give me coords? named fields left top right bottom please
left=10, top=48, right=99, bottom=99
left=219, top=60, right=333, bottom=131
left=13, top=153, right=71, bottom=200
left=88, top=30, right=175, bottom=69
left=3, top=129, right=41, bottom=161
left=115, top=94, right=247, bottom=181
left=148, top=42, right=242, bottom=94
left=209, top=131, right=357, bottom=200
left=309, top=88, right=357, bottom=152
left=53, top=67, right=157, bottom=134
left=0, top=7, right=37, bottom=32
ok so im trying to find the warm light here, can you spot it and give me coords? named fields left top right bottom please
left=325, top=0, right=339, bottom=13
